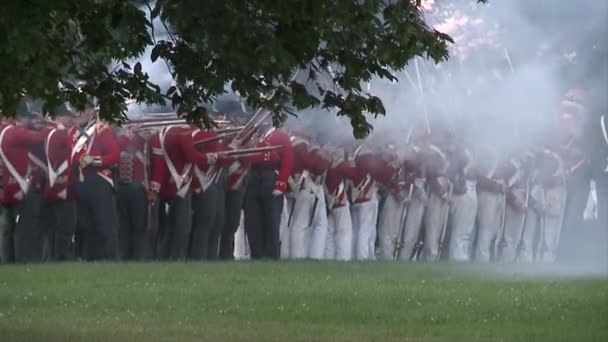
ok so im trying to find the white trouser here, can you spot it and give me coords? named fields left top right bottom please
left=537, top=186, right=566, bottom=263
left=397, top=186, right=426, bottom=261
left=448, top=187, right=478, bottom=262
left=326, top=204, right=353, bottom=260
left=308, top=185, right=328, bottom=259
left=423, top=192, right=450, bottom=261
left=233, top=211, right=250, bottom=260
left=475, top=191, right=505, bottom=262
left=279, top=196, right=293, bottom=259
left=351, top=195, right=378, bottom=260
left=289, top=188, right=316, bottom=259
left=498, top=188, right=526, bottom=263
left=377, top=194, right=406, bottom=260
left=518, top=208, right=539, bottom=263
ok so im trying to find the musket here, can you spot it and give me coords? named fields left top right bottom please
left=307, top=173, right=325, bottom=227
left=193, top=131, right=240, bottom=146
left=217, top=126, right=246, bottom=134
left=125, top=118, right=187, bottom=128
left=414, top=59, right=431, bottom=135
left=126, top=114, right=179, bottom=123
left=219, top=145, right=283, bottom=157
left=504, top=48, right=515, bottom=74
left=234, top=110, right=273, bottom=144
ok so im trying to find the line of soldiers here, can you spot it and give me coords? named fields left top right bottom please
left=0, top=89, right=600, bottom=264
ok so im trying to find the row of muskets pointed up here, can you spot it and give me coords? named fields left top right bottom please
left=0, top=87, right=594, bottom=264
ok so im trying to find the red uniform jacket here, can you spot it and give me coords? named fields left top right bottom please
left=28, top=144, right=47, bottom=194
left=70, top=121, right=120, bottom=186
left=180, top=128, right=228, bottom=193
left=0, top=125, right=49, bottom=204
left=149, top=126, right=193, bottom=199
left=356, top=152, right=401, bottom=195
left=44, top=129, right=72, bottom=201
left=249, top=128, right=293, bottom=193
left=116, top=132, right=147, bottom=184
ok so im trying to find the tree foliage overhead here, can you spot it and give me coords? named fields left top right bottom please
left=0, top=0, right=484, bottom=138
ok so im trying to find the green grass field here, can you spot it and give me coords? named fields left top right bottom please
left=0, top=262, right=606, bottom=341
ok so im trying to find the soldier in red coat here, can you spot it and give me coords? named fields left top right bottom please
left=474, top=150, right=514, bottom=262
left=148, top=125, right=194, bottom=260
left=115, top=126, right=152, bottom=260
left=217, top=103, right=253, bottom=260
left=70, top=107, right=121, bottom=260
left=446, top=141, right=479, bottom=262
left=280, top=132, right=330, bottom=260
left=322, top=144, right=358, bottom=260
left=42, top=107, right=77, bottom=261
left=421, top=141, right=451, bottom=261
left=180, top=126, right=231, bottom=260
left=351, top=145, right=380, bottom=260
left=0, top=109, right=50, bottom=262
left=361, top=144, right=404, bottom=260
left=397, top=145, right=428, bottom=261
left=525, top=146, right=567, bottom=263
left=244, top=121, right=294, bottom=259
left=305, top=142, right=331, bottom=259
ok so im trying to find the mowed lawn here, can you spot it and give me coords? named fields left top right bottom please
left=0, top=262, right=606, bottom=341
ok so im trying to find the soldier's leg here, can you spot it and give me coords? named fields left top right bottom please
left=352, top=200, right=376, bottom=260
left=244, top=171, right=264, bottom=259
left=377, top=194, right=402, bottom=260
left=369, top=197, right=379, bottom=259
left=500, top=207, right=526, bottom=263
left=324, top=209, right=337, bottom=260
left=0, top=205, right=17, bottom=263
left=474, top=191, right=502, bottom=262
left=289, top=189, right=315, bottom=259
left=448, top=190, right=478, bottom=262
left=130, top=183, right=150, bottom=260
left=259, top=169, right=283, bottom=259
left=279, top=196, right=292, bottom=259
left=517, top=209, right=538, bottom=262
left=333, top=205, right=353, bottom=261
left=540, top=187, right=567, bottom=263
left=308, top=187, right=328, bottom=259
left=398, top=194, right=426, bottom=261
left=208, top=184, right=226, bottom=260
left=190, top=188, right=217, bottom=260
left=51, top=200, right=77, bottom=261
left=156, top=200, right=171, bottom=260
left=74, top=182, right=93, bottom=260
left=168, top=192, right=193, bottom=260
left=498, top=188, right=525, bottom=263
left=14, top=191, right=45, bottom=262
left=423, top=193, right=446, bottom=261
left=116, top=183, right=132, bottom=260
left=219, top=185, right=247, bottom=260
left=234, top=212, right=249, bottom=259
left=88, top=175, right=120, bottom=261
